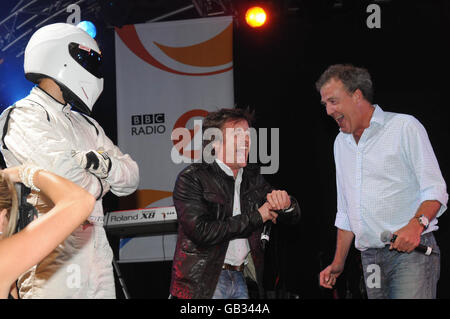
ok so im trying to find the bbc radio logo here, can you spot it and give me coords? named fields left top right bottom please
left=131, top=113, right=166, bottom=136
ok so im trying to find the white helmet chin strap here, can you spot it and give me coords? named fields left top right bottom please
left=60, top=82, right=91, bottom=114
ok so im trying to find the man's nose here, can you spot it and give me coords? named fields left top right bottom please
left=325, top=103, right=335, bottom=116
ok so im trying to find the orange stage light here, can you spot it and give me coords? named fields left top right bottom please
left=245, top=6, right=267, bottom=28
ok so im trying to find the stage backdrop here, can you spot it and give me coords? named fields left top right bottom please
left=114, top=16, right=234, bottom=262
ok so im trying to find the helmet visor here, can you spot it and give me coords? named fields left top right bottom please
left=68, top=42, right=103, bottom=79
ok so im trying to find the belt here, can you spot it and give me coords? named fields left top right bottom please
left=222, top=263, right=245, bottom=272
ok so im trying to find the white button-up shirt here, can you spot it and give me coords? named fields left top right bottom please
left=215, top=159, right=250, bottom=266
left=334, top=105, right=448, bottom=251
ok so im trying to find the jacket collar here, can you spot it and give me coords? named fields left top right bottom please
left=32, top=86, right=71, bottom=114
left=210, top=160, right=235, bottom=182
left=214, top=158, right=243, bottom=181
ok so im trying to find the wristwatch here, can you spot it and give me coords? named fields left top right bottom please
left=416, top=214, right=429, bottom=230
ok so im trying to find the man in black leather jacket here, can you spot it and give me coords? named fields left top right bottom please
left=169, top=108, right=300, bottom=299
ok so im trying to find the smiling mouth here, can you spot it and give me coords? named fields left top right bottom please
left=335, top=114, right=344, bottom=125
left=236, top=147, right=248, bottom=156
left=236, top=147, right=249, bottom=160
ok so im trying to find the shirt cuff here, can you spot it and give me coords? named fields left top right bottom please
left=334, top=211, right=352, bottom=231
left=420, top=186, right=449, bottom=218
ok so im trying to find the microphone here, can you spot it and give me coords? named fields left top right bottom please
left=261, top=221, right=273, bottom=250
left=380, top=231, right=437, bottom=256
left=260, top=200, right=297, bottom=250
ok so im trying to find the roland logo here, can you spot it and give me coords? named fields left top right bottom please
left=110, top=214, right=139, bottom=222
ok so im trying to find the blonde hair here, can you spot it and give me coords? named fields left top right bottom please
left=0, top=171, right=19, bottom=237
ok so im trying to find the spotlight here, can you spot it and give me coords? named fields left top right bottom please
left=77, top=21, right=97, bottom=39
left=245, top=6, right=267, bottom=28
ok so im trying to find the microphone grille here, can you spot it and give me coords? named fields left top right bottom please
left=380, top=231, right=392, bottom=243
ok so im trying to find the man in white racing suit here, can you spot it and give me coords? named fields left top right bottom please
left=0, top=23, right=139, bottom=298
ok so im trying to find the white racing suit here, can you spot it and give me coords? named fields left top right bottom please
left=0, top=86, right=139, bottom=298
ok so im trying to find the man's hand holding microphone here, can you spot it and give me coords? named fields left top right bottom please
left=258, top=190, right=292, bottom=250
left=258, top=190, right=292, bottom=223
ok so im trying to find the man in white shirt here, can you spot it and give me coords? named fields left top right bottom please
left=317, top=64, right=447, bottom=299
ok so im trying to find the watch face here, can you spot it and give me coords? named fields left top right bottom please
left=419, top=215, right=429, bottom=227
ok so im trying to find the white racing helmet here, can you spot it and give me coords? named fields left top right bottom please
left=24, top=23, right=103, bottom=115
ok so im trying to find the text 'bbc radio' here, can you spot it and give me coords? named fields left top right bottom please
left=131, top=113, right=166, bottom=136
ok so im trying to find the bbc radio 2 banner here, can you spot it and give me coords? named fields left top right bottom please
left=115, top=16, right=234, bottom=209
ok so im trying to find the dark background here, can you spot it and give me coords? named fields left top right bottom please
left=1, top=0, right=449, bottom=299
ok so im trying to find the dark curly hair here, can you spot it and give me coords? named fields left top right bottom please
left=202, top=107, right=254, bottom=153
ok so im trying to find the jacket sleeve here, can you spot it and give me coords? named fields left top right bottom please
left=173, top=168, right=264, bottom=247
left=4, top=106, right=105, bottom=199
left=90, top=118, right=139, bottom=197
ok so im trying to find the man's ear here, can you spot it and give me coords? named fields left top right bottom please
left=353, top=89, right=364, bottom=102
left=212, top=139, right=221, bottom=154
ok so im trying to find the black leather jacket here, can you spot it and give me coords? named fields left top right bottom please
left=169, top=161, right=300, bottom=299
